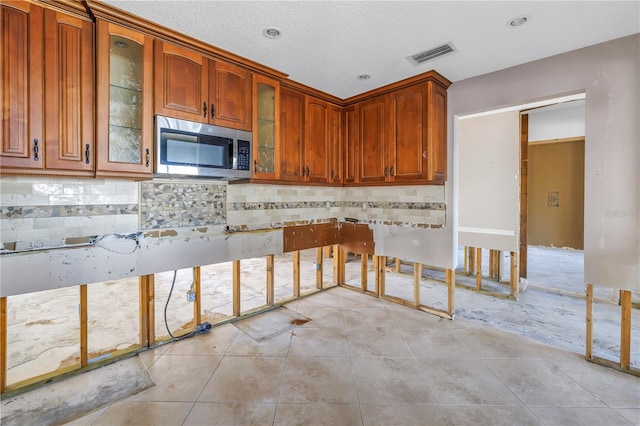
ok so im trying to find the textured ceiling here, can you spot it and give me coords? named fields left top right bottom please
left=102, top=1, right=640, bottom=99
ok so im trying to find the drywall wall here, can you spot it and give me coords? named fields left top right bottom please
left=527, top=100, right=585, bottom=142
left=457, top=110, right=520, bottom=252
left=449, top=33, right=639, bottom=291
left=528, top=140, right=585, bottom=250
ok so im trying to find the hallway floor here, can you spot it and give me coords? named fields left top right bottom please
left=63, top=286, right=639, bottom=426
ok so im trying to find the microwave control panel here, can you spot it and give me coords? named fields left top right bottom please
left=237, top=140, right=250, bottom=171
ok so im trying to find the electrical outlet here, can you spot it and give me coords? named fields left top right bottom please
left=313, top=262, right=321, bottom=271
left=186, top=290, right=196, bottom=302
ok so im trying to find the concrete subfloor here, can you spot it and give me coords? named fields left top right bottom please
left=53, top=286, right=639, bottom=425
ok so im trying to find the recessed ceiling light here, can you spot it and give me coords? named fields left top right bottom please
left=508, top=15, right=530, bottom=27
left=263, top=28, right=281, bottom=38
left=358, top=74, right=371, bottom=80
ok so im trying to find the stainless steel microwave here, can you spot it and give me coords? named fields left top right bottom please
left=155, top=115, right=252, bottom=180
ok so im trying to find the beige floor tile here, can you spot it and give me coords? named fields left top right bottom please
left=340, top=291, right=386, bottom=308
left=456, top=328, right=545, bottom=359
left=293, top=305, right=346, bottom=328
left=63, top=407, right=108, bottom=425
left=353, top=357, right=438, bottom=404
left=347, top=326, right=413, bottom=358
left=615, top=408, right=640, bottom=425
left=289, top=327, right=350, bottom=357
left=131, top=354, right=222, bottom=402
left=385, top=302, right=448, bottom=329
left=137, top=344, right=171, bottom=369
left=183, top=402, right=276, bottom=425
left=445, top=405, right=541, bottom=426
left=361, top=404, right=453, bottom=426
left=417, top=359, right=521, bottom=405
left=484, top=359, right=607, bottom=407
left=342, top=307, right=396, bottom=329
left=551, top=358, right=640, bottom=408
left=225, top=329, right=292, bottom=356
left=93, top=401, right=193, bottom=425
left=400, top=328, right=473, bottom=359
left=274, top=403, right=363, bottom=426
left=295, top=291, right=342, bottom=308
left=198, top=356, right=285, bottom=403
left=279, top=357, right=358, bottom=404
left=163, top=323, right=239, bottom=356
left=528, top=406, right=633, bottom=426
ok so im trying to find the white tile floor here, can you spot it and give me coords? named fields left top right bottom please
left=64, top=286, right=640, bottom=426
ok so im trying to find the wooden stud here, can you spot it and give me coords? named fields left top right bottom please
left=332, top=244, right=340, bottom=285
left=340, top=249, right=347, bottom=283
left=497, top=250, right=503, bottom=281
left=316, top=247, right=324, bottom=290
left=266, top=255, right=275, bottom=305
left=468, top=246, right=476, bottom=275
left=378, top=256, right=386, bottom=296
left=413, top=263, right=422, bottom=308
left=446, top=268, right=455, bottom=316
left=233, top=260, right=241, bottom=316
left=324, top=245, right=332, bottom=258
left=293, top=251, right=301, bottom=297
left=463, top=246, right=468, bottom=275
left=510, top=251, right=519, bottom=300
left=80, top=284, right=88, bottom=367
left=361, top=253, right=368, bottom=292
left=193, top=266, right=201, bottom=326
left=586, top=283, right=593, bottom=360
left=147, top=274, right=155, bottom=346
left=395, top=257, right=401, bottom=273
left=475, top=247, right=482, bottom=290
left=620, top=290, right=632, bottom=370
left=1, top=297, right=7, bottom=394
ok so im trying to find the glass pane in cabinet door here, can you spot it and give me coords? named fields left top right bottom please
left=257, top=83, right=275, bottom=174
left=109, top=35, right=143, bottom=163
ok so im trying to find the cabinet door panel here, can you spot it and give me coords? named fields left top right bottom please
left=43, top=9, right=93, bottom=171
left=344, top=106, right=357, bottom=184
left=210, top=61, right=251, bottom=130
left=329, top=105, right=343, bottom=183
left=0, top=1, right=43, bottom=169
left=96, top=20, right=153, bottom=177
left=252, top=74, right=279, bottom=179
left=280, top=88, right=305, bottom=181
left=428, top=81, right=447, bottom=182
left=154, top=40, right=208, bottom=122
left=391, top=85, right=427, bottom=182
left=359, top=96, right=387, bottom=183
left=306, top=98, right=329, bottom=183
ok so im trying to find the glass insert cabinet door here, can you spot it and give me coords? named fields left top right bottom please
left=252, top=74, right=280, bottom=179
left=96, top=20, right=153, bottom=176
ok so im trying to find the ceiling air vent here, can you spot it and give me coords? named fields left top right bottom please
left=409, top=43, right=455, bottom=65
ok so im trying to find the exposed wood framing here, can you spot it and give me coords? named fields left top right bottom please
left=586, top=283, right=593, bottom=360
left=475, top=247, right=482, bottom=290
left=463, top=246, right=468, bottom=274
left=233, top=260, right=241, bottom=316
left=510, top=251, right=519, bottom=300
left=293, top=251, right=301, bottom=297
left=446, top=268, right=455, bottom=316
left=468, top=246, right=476, bottom=275
left=413, top=263, right=422, bottom=308
left=193, top=267, right=201, bottom=326
left=80, top=285, right=88, bottom=367
left=375, top=256, right=386, bottom=296
left=266, top=255, right=275, bottom=305
left=620, top=290, right=632, bottom=370
left=395, top=257, right=402, bottom=273
left=139, top=274, right=155, bottom=347
left=1, top=297, right=6, bottom=394
left=519, top=113, right=529, bottom=278
left=489, top=250, right=501, bottom=280
left=361, top=254, right=368, bottom=292
left=324, top=246, right=332, bottom=258
left=316, top=248, right=323, bottom=290
left=333, top=245, right=346, bottom=285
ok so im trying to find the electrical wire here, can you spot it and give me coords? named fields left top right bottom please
left=164, top=270, right=195, bottom=341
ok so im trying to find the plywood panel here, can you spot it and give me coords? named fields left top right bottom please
left=283, top=223, right=339, bottom=252
left=340, top=222, right=374, bottom=255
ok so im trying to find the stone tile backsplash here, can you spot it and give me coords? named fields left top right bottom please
left=1, top=177, right=446, bottom=248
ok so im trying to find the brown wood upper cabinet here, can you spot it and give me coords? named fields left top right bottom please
left=305, top=97, right=330, bottom=183
left=1, top=1, right=43, bottom=170
left=355, top=80, right=448, bottom=184
left=154, top=40, right=251, bottom=131
left=279, top=87, right=305, bottom=181
left=96, top=20, right=154, bottom=178
left=343, top=105, right=358, bottom=184
left=328, top=104, right=343, bottom=184
left=1, top=2, right=94, bottom=175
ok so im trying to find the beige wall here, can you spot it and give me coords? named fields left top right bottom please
left=450, top=34, right=639, bottom=291
left=528, top=140, right=585, bottom=250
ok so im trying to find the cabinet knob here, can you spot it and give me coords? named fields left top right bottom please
left=330, top=169, right=334, bottom=179
left=384, top=166, right=388, bottom=177
left=211, top=103, right=215, bottom=118
left=203, top=102, right=208, bottom=117
left=33, top=139, right=39, bottom=161
left=254, top=160, right=257, bottom=173
left=306, top=166, right=310, bottom=177
left=390, top=166, right=394, bottom=177
left=145, top=148, right=150, bottom=168
left=85, top=144, right=90, bottom=165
